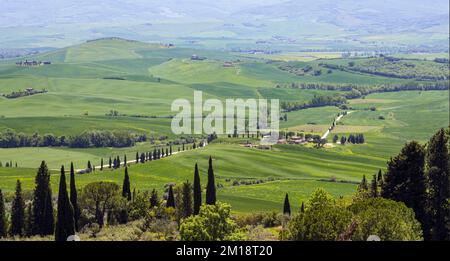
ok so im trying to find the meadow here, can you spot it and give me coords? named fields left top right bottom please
left=0, top=38, right=448, bottom=213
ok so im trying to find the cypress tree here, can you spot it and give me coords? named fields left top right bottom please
left=170, top=145, right=173, bottom=155
left=205, top=156, right=216, bottom=205
left=0, top=189, right=6, bottom=238
left=300, top=201, right=305, bottom=213
left=283, top=193, right=291, bottom=216
left=24, top=203, right=33, bottom=237
left=426, top=128, right=449, bottom=240
left=136, top=152, right=139, bottom=163
left=109, top=157, right=112, bottom=168
left=166, top=148, right=169, bottom=157
left=122, top=167, right=131, bottom=201
left=358, top=175, right=368, bottom=191
left=381, top=141, right=427, bottom=236
left=11, top=180, right=25, bottom=236
left=69, top=162, right=80, bottom=232
left=193, top=163, right=202, bottom=215
left=32, top=161, right=54, bottom=236
left=140, top=153, right=145, bottom=163
left=124, top=154, right=127, bottom=166
left=150, top=189, right=158, bottom=208
left=370, top=174, right=378, bottom=197
left=181, top=181, right=193, bottom=218
left=87, top=160, right=92, bottom=171
left=100, top=158, right=103, bottom=171
left=377, top=169, right=383, bottom=182
left=166, top=185, right=175, bottom=208
left=55, top=165, right=75, bottom=241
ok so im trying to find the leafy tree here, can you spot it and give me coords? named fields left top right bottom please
left=285, top=189, right=352, bottom=241
left=11, top=180, right=25, bottom=236
left=180, top=202, right=243, bottom=241
left=166, top=185, right=175, bottom=208
left=80, top=182, right=120, bottom=227
left=206, top=156, right=216, bottom=205
left=193, top=163, right=202, bottom=215
left=55, top=166, right=75, bottom=241
left=69, top=162, right=80, bottom=232
left=426, top=128, right=449, bottom=240
left=349, top=198, right=423, bottom=241
left=140, top=153, right=145, bottom=163
left=122, top=167, right=131, bottom=201
left=340, top=136, right=347, bottom=145
left=381, top=141, right=427, bottom=236
left=0, top=189, right=6, bottom=238
left=32, top=161, right=54, bottom=236
left=283, top=193, right=291, bottom=216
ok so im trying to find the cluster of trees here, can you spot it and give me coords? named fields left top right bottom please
left=319, top=58, right=449, bottom=81
left=0, top=129, right=147, bottom=148
left=0, top=154, right=218, bottom=241
left=281, top=188, right=423, bottom=241
left=2, top=89, right=47, bottom=99
left=333, top=134, right=365, bottom=145
left=356, top=128, right=449, bottom=240
left=281, top=95, right=347, bottom=112
left=277, top=81, right=449, bottom=101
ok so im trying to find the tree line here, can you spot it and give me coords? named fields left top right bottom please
left=355, top=128, right=449, bottom=240
left=0, top=129, right=147, bottom=148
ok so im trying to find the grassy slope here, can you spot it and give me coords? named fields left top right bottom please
left=0, top=39, right=448, bottom=213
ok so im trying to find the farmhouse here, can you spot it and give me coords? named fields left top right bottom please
left=191, top=54, right=206, bottom=61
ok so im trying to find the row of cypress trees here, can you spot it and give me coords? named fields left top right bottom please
left=165, top=156, right=216, bottom=214
left=0, top=161, right=80, bottom=241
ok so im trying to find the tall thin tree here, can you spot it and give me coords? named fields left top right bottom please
left=166, top=185, right=175, bottom=208
left=69, top=162, right=80, bottom=232
left=55, top=165, right=75, bottom=241
left=122, top=167, right=131, bottom=201
left=32, top=161, right=54, bottom=236
left=426, top=128, right=449, bottom=240
left=283, top=193, right=291, bottom=216
left=205, top=156, right=216, bottom=205
left=0, top=189, right=6, bottom=238
left=11, top=180, right=25, bottom=236
left=193, top=163, right=202, bottom=214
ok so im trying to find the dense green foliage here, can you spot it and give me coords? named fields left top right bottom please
left=180, top=202, right=244, bottom=241
left=0, top=129, right=145, bottom=148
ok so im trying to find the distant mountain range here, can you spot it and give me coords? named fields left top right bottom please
left=0, top=0, right=448, bottom=50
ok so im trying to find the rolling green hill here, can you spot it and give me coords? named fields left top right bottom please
left=0, top=38, right=448, bottom=213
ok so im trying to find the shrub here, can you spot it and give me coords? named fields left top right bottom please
left=348, top=198, right=423, bottom=241
left=179, top=202, right=244, bottom=241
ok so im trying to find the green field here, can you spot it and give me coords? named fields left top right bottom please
left=0, top=38, right=448, bottom=213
